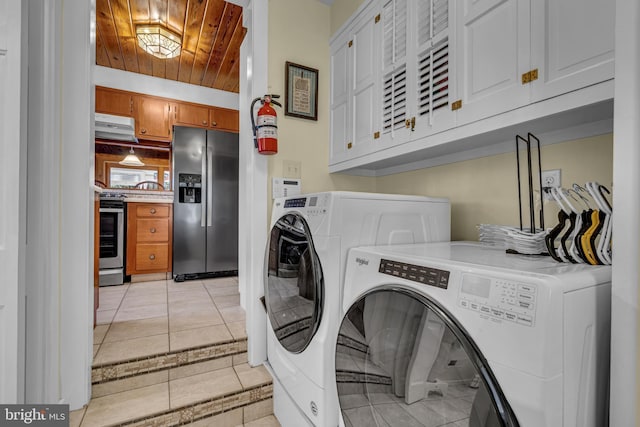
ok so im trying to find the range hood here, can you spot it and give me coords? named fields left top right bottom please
left=95, top=112, right=138, bottom=142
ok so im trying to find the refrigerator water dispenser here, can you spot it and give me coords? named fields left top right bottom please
left=178, top=173, right=202, bottom=204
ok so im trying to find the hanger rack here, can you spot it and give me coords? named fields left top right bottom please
left=506, top=133, right=547, bottom=256
left=515, top=133, right=544, bottom=232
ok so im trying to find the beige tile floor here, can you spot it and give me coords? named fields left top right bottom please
left=73, top=276, right=280, bottom=427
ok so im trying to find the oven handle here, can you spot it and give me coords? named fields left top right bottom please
left=100, top=208, right=124, bottom=213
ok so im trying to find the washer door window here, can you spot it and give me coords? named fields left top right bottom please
left=265, top=213, right=324, bottom=353
left=336, top=288, right=518, bottom=427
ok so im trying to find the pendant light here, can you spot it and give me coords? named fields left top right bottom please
left=119, top=147, right=145, bottom=167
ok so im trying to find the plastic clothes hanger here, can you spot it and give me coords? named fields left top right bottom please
left=571, top=184, right=603, bottom=265
left=545, top=188, right=571, bottom=262
left=581, top=209, right=604, bottom=265
left=557, top=188, right=584, bottom=263
left=568, top=188, right=595, bottom=264
left=587, top=182, right=613, bottom=264
left=544, top=189, right=569, bottom=262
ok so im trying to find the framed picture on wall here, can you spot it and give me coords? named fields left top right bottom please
left=285, top=61, right=319, bottom=121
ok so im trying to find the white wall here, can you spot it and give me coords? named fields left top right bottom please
left=94, top=65, right=239, bottom=109
left=17, top=0, right=95, bottom=408
left=611, top=0, right=640, bottom=424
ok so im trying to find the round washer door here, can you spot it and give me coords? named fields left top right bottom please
left=335, top=288, right=519, bottom=427
left=265, top=213, right=324, bottom=353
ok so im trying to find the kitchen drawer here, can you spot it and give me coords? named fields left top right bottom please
left=135, top=244, right=169, bottom=271
left=135, top=205, right=170, bottom=218
left=136, top=218, right=169, bottom=242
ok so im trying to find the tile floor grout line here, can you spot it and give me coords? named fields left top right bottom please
left=95, top=284, right=129, bottom=359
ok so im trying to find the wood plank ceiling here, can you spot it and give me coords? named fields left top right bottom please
left=96, top=0, right=246, bottom=93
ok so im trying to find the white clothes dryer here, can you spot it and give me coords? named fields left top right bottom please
left=337, top=242, right=611, bottom=427
left=264, top=192, right=450, bottom=427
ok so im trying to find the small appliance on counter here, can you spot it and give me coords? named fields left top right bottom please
left=98, top=193, right=126, bottom=286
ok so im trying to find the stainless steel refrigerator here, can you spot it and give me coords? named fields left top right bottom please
left=172, top=126, right=238, bottom=281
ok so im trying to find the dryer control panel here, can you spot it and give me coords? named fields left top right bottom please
left=458, top=274, right=537, bottom=327
left=379, top=259, right=450, bottom=289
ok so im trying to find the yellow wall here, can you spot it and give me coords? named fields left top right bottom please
left=376, top=134, right=613, bottom=240
left=267, top=0, right=375, bottom=220
left=330, top=0, right=365, bottom=36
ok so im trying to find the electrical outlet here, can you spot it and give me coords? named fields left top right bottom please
left=541, top=169, right=561, bottom=200
left=283, top=160, right=301, bottom=179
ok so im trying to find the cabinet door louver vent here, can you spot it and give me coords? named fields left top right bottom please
left=382, top=66, right=407, bottom=133
left=418, top=0, right=448, bottom=46
left=417, top=39, right=449, bottom=118
left=383, top=0, right=408, bottom=68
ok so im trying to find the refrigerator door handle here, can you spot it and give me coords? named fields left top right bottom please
left=201, top=145, right=207, bottom=228
left=207, top=146, right=213, bottom=227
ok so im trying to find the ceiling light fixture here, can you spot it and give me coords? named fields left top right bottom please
left=136, top=24, right=182, bottom=59
left=119, top=147, right=145, bottom=167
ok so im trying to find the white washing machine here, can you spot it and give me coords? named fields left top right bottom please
left=264, top=192, right=450, bottom=427
left=337, top=242, right=611, bottom=427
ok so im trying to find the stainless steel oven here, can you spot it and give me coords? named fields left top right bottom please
left=99, top=196, right=125, bottom=286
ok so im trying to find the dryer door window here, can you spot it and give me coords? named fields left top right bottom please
left=335, top=288, right=518, bottom=427
left=265, top=213, right=324, bottom=353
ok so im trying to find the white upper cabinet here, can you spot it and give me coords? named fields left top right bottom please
left=530, top=0, right=615, bottom=102
left=352, top=7, right=380, bottom=154
left=410, top=0, right=456, bottom=140
left=330, top=33, right=350, bottom=164
left=379, top=0, right=410, bottom=146
left=378, top=0, right=456, bottom=146
left=455, top=0, right=615, bottom=125
left=330, top=5, right=381, bottom=165
left=329, top=0, right=614, bottom=174
left=455, top=0, right=531, bottom=125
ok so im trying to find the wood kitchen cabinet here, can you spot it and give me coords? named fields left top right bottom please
left=95, top=86, right=133, bottom=117
left=173, top=103, right=239, bottom=132
left=94, top=87, right=239, bottom=141
left=209, top=107, right=239, bottom=133
left=173, top=102, right=210, bottom=128
left=133, top=96, right=173, bottom=142
left=126, top=203, right=173, bottom=275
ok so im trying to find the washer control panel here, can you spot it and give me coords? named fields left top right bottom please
left=379, top=259, right=450, bottom=289
left=458, top=274, right=537, bottom=327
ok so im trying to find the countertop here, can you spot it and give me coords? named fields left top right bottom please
left=101, top=188, right=174, bottom=203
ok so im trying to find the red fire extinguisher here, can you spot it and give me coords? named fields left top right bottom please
left=251, top=94, right=281, bottom=155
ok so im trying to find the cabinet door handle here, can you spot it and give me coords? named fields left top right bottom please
left=140, top=128, right=147, bottom=134
left=150, top=208, right=156, bottom=214
left=149, top=254, right=156, bottom=260
left=150, top=227, right=156, bottom=233
left=202, top=120, right=208, bottom=125
left=211, top=121, right=217, bottom=127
